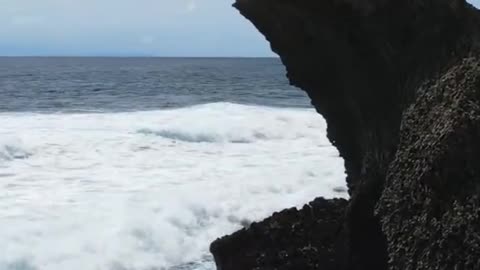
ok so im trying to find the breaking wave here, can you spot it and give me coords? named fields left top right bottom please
left=134, top=102, right=327, bottom=144
left=0, top=103, right=346, bottom=270
left=0, top=139, right=30, bottom=161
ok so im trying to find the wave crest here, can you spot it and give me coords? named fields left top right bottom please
left=0, top=139, right=31, bottom=161
left=137, top=128, right=271, bottom=144
left=134, top=103, right=325, bottom=144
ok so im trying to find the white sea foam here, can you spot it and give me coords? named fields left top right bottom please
left=0, top=102, right=346, bottom=270
left=0, top=138, right=30, bottom=161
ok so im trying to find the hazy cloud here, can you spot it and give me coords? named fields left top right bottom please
left=140, top=35, right=156, bottom=45
left=186, top=0, right=197, bottom=12
left=10, top=15, right=46, bottom=26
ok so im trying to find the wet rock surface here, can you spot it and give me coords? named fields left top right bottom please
left=211, top=0, right=480, bottom=269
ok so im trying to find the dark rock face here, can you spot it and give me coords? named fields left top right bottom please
left=377, top=57, right=480, bottom=269
left=211, top=198, right=348, bottom=270
left=211, top=0, right=480, bottom=269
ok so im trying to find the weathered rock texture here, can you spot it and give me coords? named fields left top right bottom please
left=211, top=198, right=348, bottom=270
left=211, top=0, right=480, bottom=269
left=377, top=58, right=480, bottom=269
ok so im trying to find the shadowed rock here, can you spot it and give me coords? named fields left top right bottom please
left=211, top=0, right=480, bottom=269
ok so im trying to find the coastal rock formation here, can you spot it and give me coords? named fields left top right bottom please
left=211, top=0, right=480, bottom=269
left=211, top=198, right=348, bottom=270
left=377, top=57, right=480, bottom=269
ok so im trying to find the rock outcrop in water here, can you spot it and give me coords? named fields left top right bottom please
left=211, top=198, right=349, bottom=270
left=210, top=0, right=480, bottom=269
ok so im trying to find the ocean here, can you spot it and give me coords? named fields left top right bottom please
left=0, top=57, right=346, bottom=270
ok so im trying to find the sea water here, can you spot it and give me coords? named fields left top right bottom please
left=0, top=57, right=346, bottom=270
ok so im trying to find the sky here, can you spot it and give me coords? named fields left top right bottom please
left=0, top=0, right=479, bottom=57
left=0, top=0, right=274, bottom=57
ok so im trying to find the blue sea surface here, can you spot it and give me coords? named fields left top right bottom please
left=0, top=57, right=310, bottom=113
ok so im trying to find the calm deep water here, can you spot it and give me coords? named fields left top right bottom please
left=0, top=57, right=310, bottom=112
left=0, top=57, right=346, bottom=270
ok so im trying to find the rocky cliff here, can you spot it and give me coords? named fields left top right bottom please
left=211, top=0, right=480, bottom=269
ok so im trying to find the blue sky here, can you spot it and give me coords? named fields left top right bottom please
left=1, top=0, right=479, bottom=57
